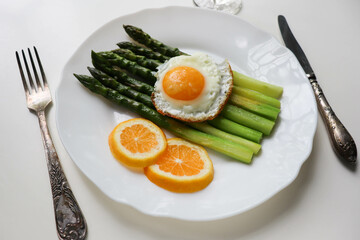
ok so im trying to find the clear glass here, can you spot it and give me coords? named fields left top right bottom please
left=193, top=0, right=242, bottom=15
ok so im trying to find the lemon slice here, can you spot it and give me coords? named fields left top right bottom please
left=108, top=118, right=167, bottom=168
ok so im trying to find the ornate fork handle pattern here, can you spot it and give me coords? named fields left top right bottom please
left=38, top=110, right=87, bottom=239
left=16, top=47, right=87, bottom=240
left=309, top=76, right=357, bottom=163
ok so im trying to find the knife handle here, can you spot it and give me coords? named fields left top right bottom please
left=309, top=77, right=357, bottom=163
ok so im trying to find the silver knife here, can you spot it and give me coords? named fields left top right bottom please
left=278, top=15, right=357, bottom=164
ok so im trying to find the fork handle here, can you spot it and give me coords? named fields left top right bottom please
left=37, top=110, right=87, bottom=240
left=309, top=77, right=357, bottom=163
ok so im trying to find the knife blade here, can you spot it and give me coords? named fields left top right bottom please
left=278, top=15, right=357, bottom=164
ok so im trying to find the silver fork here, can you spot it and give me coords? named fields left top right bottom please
left=16, top=47, right=87, bottom=240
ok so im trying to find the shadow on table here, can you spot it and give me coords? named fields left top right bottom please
left=338, top=156, right=357, bottom=172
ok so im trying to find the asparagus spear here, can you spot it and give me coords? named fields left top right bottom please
left=232, top=86, right=281, bottom=108
left=87, top=67, right=154, bottom=108
left=92, top=51, right=154, bottom=95
left=229, top=94, right=280, bottom=121
left=208, top=117, right=263, bottom=143
left=123, top=25, right=185, bottom=57
left=96, top=51, right=157, bottom=85
left=117, top=41, right=169, bottom=62
left=233, top=71, right=283, bottom=99
left=222, top=105, right=275, bottom=135
left=189, top=122, right=261, bottom=154
left=112, top=48, right=161, bottom=71
left=75, top=74, right=254, bottom=163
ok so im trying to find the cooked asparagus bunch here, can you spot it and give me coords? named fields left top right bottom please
left=74, top=24, right=284, bottom=163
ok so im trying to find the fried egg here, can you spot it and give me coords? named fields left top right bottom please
left=151, top=53, right=233, bottom=122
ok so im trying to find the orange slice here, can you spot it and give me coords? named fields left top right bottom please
left=144, top=138, right=214, bottom=193
left=108, top=118, right=167, bottom=168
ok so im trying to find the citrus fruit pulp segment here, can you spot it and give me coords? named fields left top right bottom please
left=157, top=144, right=204, bottom=176
left=108, top=118, right=167, bottom=168
left=120, top=124, right=158, bottom=153
left=144, top=138, right=214, bottom=193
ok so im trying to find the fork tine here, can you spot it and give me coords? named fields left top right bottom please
left=33, top=47, right=48, bottom=88
left=21, top=49, right=36, bottom=93
left=28, top=48, right=43, bottom=91
left=16, top=51, right=30, bottom=97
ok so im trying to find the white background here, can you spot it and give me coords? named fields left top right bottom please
left=1, top=0, right=359, bottom=239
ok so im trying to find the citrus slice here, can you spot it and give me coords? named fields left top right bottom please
left=108, top=118, right=167, bottom=168
left=144, top=138, right=214, bottom=193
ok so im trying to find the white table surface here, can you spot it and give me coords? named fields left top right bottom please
left=1, top=0, right=359, bottom=239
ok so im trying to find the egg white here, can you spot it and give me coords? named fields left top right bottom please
left=152, top=52, right=233, bottom=122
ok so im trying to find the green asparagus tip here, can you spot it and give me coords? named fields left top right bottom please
left=91, top=50, right=109, bottom=66
left=74, top=73, right=97, bottom=90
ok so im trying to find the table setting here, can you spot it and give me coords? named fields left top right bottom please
left=1, top=0, right=359, bottom=239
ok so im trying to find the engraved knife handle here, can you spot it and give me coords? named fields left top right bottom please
left=309, top=77, right=357, bottom=163
left=37, top=110, right=87, bottom=239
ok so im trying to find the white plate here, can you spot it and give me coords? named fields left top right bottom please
left=56, top=6, right=317, bottom=221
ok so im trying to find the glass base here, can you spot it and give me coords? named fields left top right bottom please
left=193, top=0, right=242, bottom=15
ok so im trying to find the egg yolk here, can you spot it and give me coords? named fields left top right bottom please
left=162, top=66, right=205, bottom=101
